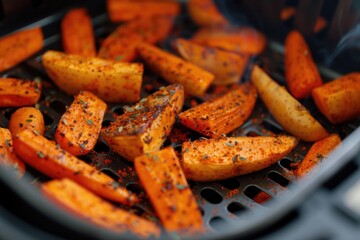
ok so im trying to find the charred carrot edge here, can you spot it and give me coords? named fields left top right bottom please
left=296, top=134, right=341, bottom=177
left=0, top=78, right=41, bottom=107
left=181, top=136, right=298, bottom=181
left=0, top=27, right=43, bottom=72
left=312, top=72, right=360, bottom=124
left=107, top=0, right=180, bottom=22
left=98, top=15, right=175, bottom=62
left=174, top=38, right=249, bottom=85
left=0, top=128, right=25, bottom=177
left=13, top=129, right=137, bottom=205
left=179, top=82, right=257, bottom=137
left=285, top=30, right=323, bottom=99
left=9, top=107, right=45, bottom=137
left=55, top=91, right=107, bottom=156
left=101, top=84, right=184, bottom=161
left=192, top=26, right=267, bottom=55
left=187, top=0, right=228, bottom=27
left=61, top=8, right=96, bottom=57
left=134, top=147, right=204, bottom=235
left=137, top=42, right=214, bottom=96
left=42, top=178, right=160, bottom=238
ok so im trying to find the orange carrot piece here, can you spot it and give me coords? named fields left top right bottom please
left=296, top=134, right=341, bottom=177
left=98, top=15, right=175, bottom=62
left=42, top=178, right=160, bottom=238
left=137, top=42, right=214, bottom=96
left=61, top=8, right=96, bottom=57
left=0, top=78, right=41, bottom=107
left=0, top=27, right=43, bottom=72
left=192, top=26, right=267, bottom=55
left=134, top=147, right=204, bottom=235
left=9, top=107, right=45, bottom=137
left=285, top=30, right=323, bottom=99
left=280, top=7, right=296, bottom=21
left=13, top=129, right=137, bottom=205
left=55, top=91, right=107, bottom=156
left=0, top=128, right=25, bottom=177
left=107, top=0, right=180, bottom=22
left=174, top=38, right=249, bottom=85
left=312, top=73, right=360, bottom=124
left=181, top=136, right=298, bottom=181
left=187, top=0, right=228, bottom=27
left=179, top=83, right=257, bottom=137
left=101, top=84, right=184, bottom=161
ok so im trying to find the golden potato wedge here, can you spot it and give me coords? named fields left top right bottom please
left=42, top=50, right=143, bottom=103
left=251, top=65, right=329, bottom=142
left=181, top=136, right=298, bottom=181
left=101, top=84, right=184, bottom=161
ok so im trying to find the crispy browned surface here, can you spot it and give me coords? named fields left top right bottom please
left=0, top=78, right=41, bottom=107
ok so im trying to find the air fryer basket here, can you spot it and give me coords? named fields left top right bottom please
left=0, top=0, right=359, bottom=239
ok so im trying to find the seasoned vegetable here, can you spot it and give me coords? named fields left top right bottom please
left=107, top=0, right=180, bottom=22
left=42, top=178, right=160, bottom=238
left=137, top=42, right=214, bottom=96
left=42, top=50, right=143, bottom=103
left=181, top=136, right=298, bottom=181
left=174, top=38, right=249, bottom=85
left=0, top=78, right=41, bottom=107
left=13, top=129, right=137, bottom=205
left=61, top=8, right=96, bottom=57
left=0, top=128, right=25, bottom=177
left=134, top=147, right=204, bottom=234
left=296, top=134, right=341, bottom=177
left=0, top=27, right=43, bottom=72
left=192, top=26, right=267, bottom=55
left=251, top=65, right=328, bottom=142
left=285, top=30, right=323, bottom=99
left=9, top=107, right=45, bottom=137
left=98, top=15, right=175, bottom=62
left=55, top=91, right=107, bottom=156
left=101, top=84, right=184, bottom=161
left=179, top=83, right=257, bottom=137
left=187, top=0, right=228, bottom=27
left=312, top=73, right=360, bottom=124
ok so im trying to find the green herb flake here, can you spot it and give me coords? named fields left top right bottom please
left=232, top=155, right=246, bottom=163
left=140, top=98, right=147, bottom=103
left=123, top=106, right=134, bottom=112
left=202, top=154, right=209, bottom=160
left=117, top=126, right=124, bottom=133
left=153, top=155, right=160, bottom=162
left=74, top=171, right=82, bottom=175
left=111, top=181, right=119, bottom=189
left=176, top=184, right=187, bottom=190
left=79, top=143, right=86, bottom=149
left=37, top=151, right=45, bottom=158
left=225, top=141, right=234, bottom=147
left=316, top=153, right=324, bottom=162
left=115, top=55, right=123, bottom=61
left=62, top=119, right=68, bottom=126
left=134, top=105, right=144, bottom=110
left=32, top=130, right=40, bottom=136
left=5, top=139, right=10, bottom=147
left=25, top=119, right=32, bottom=123
left=85, top=119, right=93, bottom=125
left=240, top=156, right=246, bottom=161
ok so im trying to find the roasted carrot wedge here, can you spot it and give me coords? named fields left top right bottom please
left=98, top=15, right=175, bottom=62
left=0, top=128, right=25, bottom=177
left=9, top=107, right=45, bottom=137
left=107, top=0, right=180, bottom=22
left=55, top=91, right=107, bottom=156
left=251, top=65, right=329, bottom=142
left=187, top=0, right=228, bottom=27
left=13, top=129, right=137, bottom=205
left=285, top=30, right=323, bottom=99
left=181, top=136, right=298, bottom=181
left=312, top=73, right=360, bottom=124
left=179, top=83, right=257, bottom=137
left=134, top=147, right=204, bottom=234
left=192, top=26, right=267, bottom=55
left=137, top=42, right=214, bottom=96
left=42, top=178, right=160, bottom=238
left=296, top=134, right=341, bottom=177
left=42, top=50, right=143, bottom=103
left=0, top=27, right=43, bottom=72
left=174, top=38, right=249, bottom=85
left=61, top=8, right=96, bottom=57
left=102, top=84, right=184, bottom=161
left=0, top=78, right=41, bottom=107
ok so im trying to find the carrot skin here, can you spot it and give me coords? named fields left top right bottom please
left=9, top=107, right=45, bottom=137
left=61, top=8, right=96, bottom=57
left=187, top=0, right=228, bottom=27
left=0, top=78, right=41, bottom=107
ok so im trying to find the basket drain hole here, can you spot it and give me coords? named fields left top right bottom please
left=209, top=216, right=227, bottom=232
left=126, top=183, right=145, bottom=195
left=43, top=112, right=54, bottom=126
left=219, top=178, right=240, bottom=190
left=227, top=202, right=247, bottom=217
left=279, top=158, right=297, bottom=171
left=244, top=186, right=272, bottom=204
left=94, top=141, right=110, bottom=153
left=102, top=120, right=112, bottom=128
left=200, top=188, right=223, bottom=204
left=268, top=171, right=290, bottom=187
left=49, top=100, right=66, bottom=114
